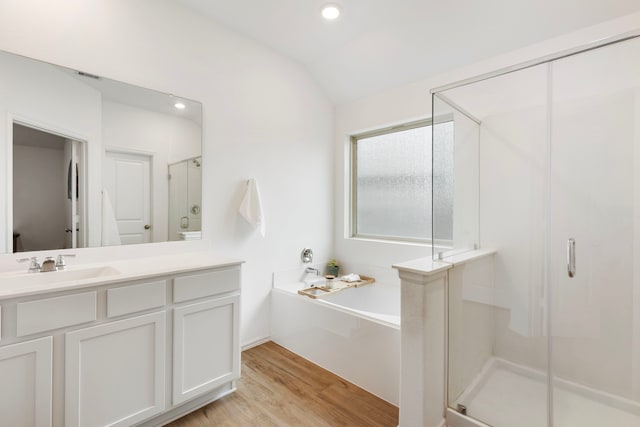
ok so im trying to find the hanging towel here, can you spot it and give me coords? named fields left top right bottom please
left=239, top=178, right=265, bottom=237
left=101, top=189, right=122, bottom=246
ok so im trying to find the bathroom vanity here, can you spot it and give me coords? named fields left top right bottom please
left=0, top=252, right=242, bottom=427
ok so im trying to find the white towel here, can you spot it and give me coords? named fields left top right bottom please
left=239, top=178, right=265, bottom=237
left=340, top=274, right=361, bottom=282
left=101, top=189, right=122, bottom=246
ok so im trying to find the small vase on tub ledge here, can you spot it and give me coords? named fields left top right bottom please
left=327, top=259, right=340, bottom=277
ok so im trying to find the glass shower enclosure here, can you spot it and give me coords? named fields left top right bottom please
left=433, top=34, right=640, bottom=426
left=168, top=156, right=202, bottom=240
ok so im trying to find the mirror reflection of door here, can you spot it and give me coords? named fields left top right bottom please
left=13, top=123, right=85, bottom=252
left=104, top=151, right=151, bottom=245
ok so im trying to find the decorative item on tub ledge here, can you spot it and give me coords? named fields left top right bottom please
left=327, top=258, right=339, bottom=276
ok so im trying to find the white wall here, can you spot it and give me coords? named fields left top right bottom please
left=0, top=0, right=333, bottom=347
left=13, top=145, right=67, bottom=251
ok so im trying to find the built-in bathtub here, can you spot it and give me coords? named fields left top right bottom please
left=270, top=279, right=400, bottom=405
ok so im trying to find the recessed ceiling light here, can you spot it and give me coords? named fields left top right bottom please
left=174, top=102, right=186, bottom=110
left=321, top=4, right=341, bottom=20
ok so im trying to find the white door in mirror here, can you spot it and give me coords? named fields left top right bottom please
left=104, top=151, right=151, bottom=245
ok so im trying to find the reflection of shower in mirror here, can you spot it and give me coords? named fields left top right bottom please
left=168, top=156, right=202, bottom=241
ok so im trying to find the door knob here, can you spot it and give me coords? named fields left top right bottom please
left=144, top=224, right=151, bottom=230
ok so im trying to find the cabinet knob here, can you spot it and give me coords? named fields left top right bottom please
left=144, top=224, right=151, bottom=230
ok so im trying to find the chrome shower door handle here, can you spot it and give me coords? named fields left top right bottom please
left=567, top=238, right=576, bottom=278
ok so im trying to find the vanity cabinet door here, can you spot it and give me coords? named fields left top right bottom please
left=173, top=294, right=240, bottom=405
left=65, top=311, right=166, bottom=427
left=0, top=336, right=52, bottom=427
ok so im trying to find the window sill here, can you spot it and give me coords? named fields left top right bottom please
left=346, top=235, right=450, bottom=249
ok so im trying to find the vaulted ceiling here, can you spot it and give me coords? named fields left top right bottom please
left=174, top=0, right=640, bottom=104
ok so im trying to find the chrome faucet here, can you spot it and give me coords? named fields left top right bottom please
left=17, top=256, right=41, bottom=273
left=17, top=254, right=76, bottom=273
left=55, top=254, right=76, bottom=270
left=305, top=267, right=320, bottom=276
left=40, top=257, right=56, bottom=272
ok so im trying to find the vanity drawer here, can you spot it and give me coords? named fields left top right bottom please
left=107, top=280, right=167, bottom=317
left=173, top=268, right=240, bottom=303
left=17, top=292, right=97, bottom=337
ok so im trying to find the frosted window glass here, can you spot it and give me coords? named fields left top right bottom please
left=433, top=121, right=455, bottom=241
left=354, top=122, right=453, bottom=241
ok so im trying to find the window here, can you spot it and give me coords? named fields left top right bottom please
left=350, top=119, right=454, bottom=243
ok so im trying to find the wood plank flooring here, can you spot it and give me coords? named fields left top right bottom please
left=167, top=341, right=399, bottom=427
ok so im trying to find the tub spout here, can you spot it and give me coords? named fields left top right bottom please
left=305, top=267, right=320, bottom=276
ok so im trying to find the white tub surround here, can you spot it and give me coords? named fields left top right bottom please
left=393, top=249, right=494, bottom=427
left=271, top=269, right=400, bottom=405
left=0, top=252, right=242, bottom=427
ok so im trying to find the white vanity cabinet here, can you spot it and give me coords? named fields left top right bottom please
left=0, top=257, right=242, bottom=427
left=64, top=311, right=166, bottom=427
left=0, top=336, right=52, bottom=427
left=173, top=294, right=240, bottom=404
left=172, top=267, right=241, bottom=405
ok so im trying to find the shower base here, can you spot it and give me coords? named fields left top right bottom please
left=453, top=358, right=640, bottom=427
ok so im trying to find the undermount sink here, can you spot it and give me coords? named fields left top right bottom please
left=0, top=266, right=122, bottom=287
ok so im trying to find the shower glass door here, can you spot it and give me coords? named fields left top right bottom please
left=437, top=63, right=551, bottom=427
left=549, top=36, right=640, bottom=426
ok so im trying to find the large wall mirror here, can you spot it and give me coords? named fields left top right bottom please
left=0, top=50, right=202, bottom=254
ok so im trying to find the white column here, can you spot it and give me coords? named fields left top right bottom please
left=395, top=260, right=450, bottom=427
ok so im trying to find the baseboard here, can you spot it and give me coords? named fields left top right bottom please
left=242, top=336, right=271, bottom=351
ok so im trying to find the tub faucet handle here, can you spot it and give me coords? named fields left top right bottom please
left=17, top=256, right=40, bottom=273
left=56, top=254, right=76, bottom=270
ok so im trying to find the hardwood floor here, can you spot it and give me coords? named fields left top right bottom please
left=167, top=341, right=399, bottom=426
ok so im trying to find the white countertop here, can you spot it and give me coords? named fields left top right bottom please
left=392, top=248, right=495, bottom=276
left=0, top=252, right=243, bottom=300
